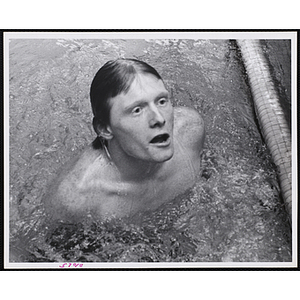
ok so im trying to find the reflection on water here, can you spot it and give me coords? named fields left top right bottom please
left=9, top=39, right=292, bottom=263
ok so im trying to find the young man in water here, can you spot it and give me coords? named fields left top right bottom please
left=44, top=59, right=205, bottom=222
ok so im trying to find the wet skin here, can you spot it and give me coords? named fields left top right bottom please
left=44, top=74, right=205, bottom=222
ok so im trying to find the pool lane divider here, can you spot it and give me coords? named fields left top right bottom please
left=236, top=40, right=292, bottom=225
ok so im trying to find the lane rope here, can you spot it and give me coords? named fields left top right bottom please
left=237, top=40, right=292, bottom=225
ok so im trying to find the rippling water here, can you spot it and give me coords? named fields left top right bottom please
left=9, top=38, right=292, bottom=263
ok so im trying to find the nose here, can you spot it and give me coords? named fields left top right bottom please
left=149, top=106, right=166, bottom=128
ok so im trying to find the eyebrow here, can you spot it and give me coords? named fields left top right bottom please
left=124, top=91, right=169, bottom=111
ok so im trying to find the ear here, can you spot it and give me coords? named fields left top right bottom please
left=99, top=125, right=113, bottom=140
left=93, top=118, right=114, bottom=140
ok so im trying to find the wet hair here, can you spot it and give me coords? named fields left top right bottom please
left=90, top=58, right=162, bottom=129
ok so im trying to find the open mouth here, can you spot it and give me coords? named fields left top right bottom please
left=150, top=133, right=170, bottom=144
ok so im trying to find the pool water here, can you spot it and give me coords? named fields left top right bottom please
left=9, top=38, right=292, bottom=263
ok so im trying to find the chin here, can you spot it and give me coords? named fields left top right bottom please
left=152, top=149, right=174, bottom=163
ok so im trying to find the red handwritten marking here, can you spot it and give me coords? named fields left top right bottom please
left=59, top=263, right=84, bottom=268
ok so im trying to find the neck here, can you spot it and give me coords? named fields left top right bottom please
left=106, top=140, right=163, bottom=181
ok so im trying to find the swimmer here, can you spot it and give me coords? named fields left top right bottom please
left=44, top=59, right=205, bottom=222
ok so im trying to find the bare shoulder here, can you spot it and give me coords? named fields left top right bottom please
left=43, top=146, right=99, bottom=222
left=174, top=106, right=205, bottom=155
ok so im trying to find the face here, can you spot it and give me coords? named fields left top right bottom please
left=107, top=73, right=174, bottom=163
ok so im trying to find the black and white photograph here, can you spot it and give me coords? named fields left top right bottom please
left=4, top=31, right=297, bottom=269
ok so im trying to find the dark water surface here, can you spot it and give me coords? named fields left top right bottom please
left=9, top=39, right=292, bottom=263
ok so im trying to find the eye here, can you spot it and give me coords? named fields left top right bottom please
left=158, top=98, right=168, bottom=106
left=132, top=106, right=142, bottom=115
